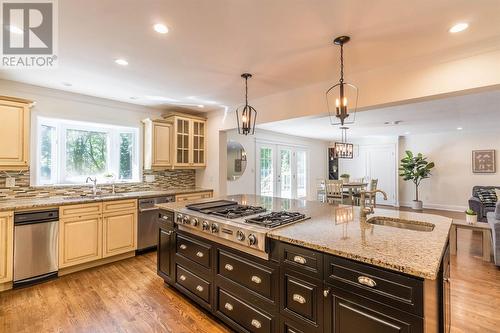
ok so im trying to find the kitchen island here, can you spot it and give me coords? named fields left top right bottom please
left=156, top=194, right=451, bottom=333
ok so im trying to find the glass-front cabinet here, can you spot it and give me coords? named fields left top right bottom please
left=192, top=120, right=205, bottom=166
left=175, top=117, right=190, bottom=166
left=166, top=114, right=207, bottom=168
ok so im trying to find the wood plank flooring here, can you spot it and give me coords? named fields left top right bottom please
left=0, top=207, right=498, bottom=333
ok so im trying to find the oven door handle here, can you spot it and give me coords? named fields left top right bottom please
left=138, top=207, right=160, bottom=213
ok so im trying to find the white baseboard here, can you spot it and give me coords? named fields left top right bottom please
left=399, top=201, right=467, bottom=212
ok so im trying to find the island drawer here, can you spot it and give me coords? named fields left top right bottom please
left=325, top=255, right=424, bottom=316
left=176, top=264, right=211, bottom=304
left=280, top=269, right=323, bottom=328
left=217, top=250, right=275, bottom=300
left=279, top=243, right=323, bottom=279
left=217, top=288, right=274, bottom=333
left=176, top=233, right=212, bottom=268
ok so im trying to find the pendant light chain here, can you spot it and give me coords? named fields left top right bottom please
left=339, top=43, right=344, bottom=84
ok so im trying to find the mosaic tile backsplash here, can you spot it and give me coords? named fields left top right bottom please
left=0, top=169, right=196, bottom=200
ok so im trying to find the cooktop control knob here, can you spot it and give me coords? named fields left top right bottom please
left=191, top=218, right=199, bottom=226
left=211, top=223, right=219, bottom=233
left=176, top=214, right=183, bottom=223
left=248, top=234, right=257, bottom=246
left=236, top=230, right=245, bottom=241
left=183, top=216, right=190, bottom=224
left=202, top=221, right=210, bottom=231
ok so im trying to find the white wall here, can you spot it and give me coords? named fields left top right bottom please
left=224, top=128, right=328, bottom=201
left=399, top=130, right=500, bottom=211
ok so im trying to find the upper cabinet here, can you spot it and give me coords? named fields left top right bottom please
left=144, top=113, right=206, bottom=170
left=0, top=96, right=33, bottom=170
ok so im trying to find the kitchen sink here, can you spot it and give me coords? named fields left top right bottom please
left=366, top=216, right=435, bottom=232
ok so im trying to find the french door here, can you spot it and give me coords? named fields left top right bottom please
left=256, top=143, right=307, bottom=199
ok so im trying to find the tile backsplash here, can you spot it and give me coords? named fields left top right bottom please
left=0, top=169, right=195, bottom=200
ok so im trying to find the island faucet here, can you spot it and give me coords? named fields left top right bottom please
left=86, top=177, right=97, bottom=196
left=359, top=190, right=388, bottom=218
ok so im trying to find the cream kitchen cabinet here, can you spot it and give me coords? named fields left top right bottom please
left=175, top=191, right=213, bottom=203
left=0, top=211, right=14, bottom=284
left=0, top=96, right=33, bottom=170
left=102, top=199, right=137, bottom=258
left=143, top=119, right=173, bottom=169
left=163, top=113, right=207, bottom=168
left=59, top=199, right=137, bottom=269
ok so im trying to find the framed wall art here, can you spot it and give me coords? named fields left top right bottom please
left=472, top=150, right=496, bottom=174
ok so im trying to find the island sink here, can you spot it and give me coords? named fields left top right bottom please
left=366, top=216, right=435, bottom=232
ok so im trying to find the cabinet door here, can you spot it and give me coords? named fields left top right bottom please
left=327, top=287, right=423, bottom=333
left=192, top=120, right=206, bottom=166
left=59, top=216, right=102, bottom=268
left=152, top=122, right=172, bottom=167
left=102, top=210, right=137, bottom=258
left=0, top=99, right=30, bottom=169
left=0, top=212, right=13, bottom=283
left=158, top=228, right=174, bottom=281
left=174, top=117, right=191, bottom=166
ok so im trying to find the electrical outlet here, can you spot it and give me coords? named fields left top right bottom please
left=5, top=177, right=15, bottom=187
left=145, top=175, right=155, bottom=183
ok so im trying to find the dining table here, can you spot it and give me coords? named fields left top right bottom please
left=341, top=182, right=368, bottom=205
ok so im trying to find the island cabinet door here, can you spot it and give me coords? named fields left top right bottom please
left=102, top=210, right=137, bottom=258
left=157, top=224, right=174, bottom=282
left=325, top=286, right=424, bottom=333
left=59, top=215, right=102, bottom=268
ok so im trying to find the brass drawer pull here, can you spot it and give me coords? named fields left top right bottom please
left=179, top=275, right=186, bottom=281
left=251, top=275, right=262, bottom=284
left=323, top=288, right=330, bottom=298
left=293, top=255, right=307, bottom=265
left=196, top=285, right=204, bottom=292
left=251, top=319, right=262, bottom=329
left=292, top=294, right=306, bottom=304
left=196, top=251, right=204, bottom=258
left=179, top=244, right=187, bottom=250
left=358, top=276, right=377, bottom=288
left=224, top=302, right=233, bottom=311
left=224, top=264, right=234, bottom=271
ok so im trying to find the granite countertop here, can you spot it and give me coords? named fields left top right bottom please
left=158, top=194, right=451, bottom=280
left=0, top=187, right=212, bottom=212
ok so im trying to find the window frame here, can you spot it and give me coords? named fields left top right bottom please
left=35, top=116, right=140, bottom=186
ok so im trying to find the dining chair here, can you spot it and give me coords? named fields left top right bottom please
left=316, top=178, right=326, bottom=202
left=366, top=179, right=379, bottom=207
left=326, top=180, right=349, bottom=204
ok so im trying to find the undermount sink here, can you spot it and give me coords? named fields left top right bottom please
left=62, top=194, right=125, bottom=200
left=366, top=216, right=435, bottom=232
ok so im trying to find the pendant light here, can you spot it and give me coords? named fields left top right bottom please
left=326, top=36, right=358, bottom=126
left=334, top=126, right=354, bottom=159
left=236, top=73, right=257, bottom=135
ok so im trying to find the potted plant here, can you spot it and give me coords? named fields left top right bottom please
left=465, top=208, right=477, bottom=224
left=398, top=151, right=435, bottom=210
left=340, top=173, right=350, bottom=183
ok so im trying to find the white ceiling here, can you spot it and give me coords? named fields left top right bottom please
left=1, top=0, right=499, bottom=110
left=257, top=89, right=500, bottom=140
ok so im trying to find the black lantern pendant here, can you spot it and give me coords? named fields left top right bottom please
left=236, top=73, right=257, bottom=135
left=326, top=36, right=358, bottom=126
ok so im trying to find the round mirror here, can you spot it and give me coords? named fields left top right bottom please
left=227, top=141, right=247, bottom=181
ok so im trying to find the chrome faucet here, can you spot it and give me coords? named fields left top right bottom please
left=359, top=190, right=388, bottom=218
left=86, top=177, right=97, bottom=196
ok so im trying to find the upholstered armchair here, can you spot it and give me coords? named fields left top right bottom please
left=469, top=186, right=500, bottom=222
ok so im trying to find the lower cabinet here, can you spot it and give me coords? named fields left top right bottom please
left=326, top=287, right=423, bottom=333
left=102, top=210, right=137, bottom=258
left=59, top=215, right=102, bottom=268
left=175, top=191, right=213, bottom=203
left=0, top=211, right=14, bottom=284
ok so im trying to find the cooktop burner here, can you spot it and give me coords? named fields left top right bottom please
left=210, top=205, right=267, bottom=219
left=245, top=211, right=307, bottom=228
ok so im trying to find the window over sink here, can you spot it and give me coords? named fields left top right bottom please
left=35, top=117, right=140, bottom=185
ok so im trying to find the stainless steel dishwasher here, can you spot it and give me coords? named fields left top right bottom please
left=137, top=196, right=175, bottom=252
left=14, top=209, right=59, bottom=287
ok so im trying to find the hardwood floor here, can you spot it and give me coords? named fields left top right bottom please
left=0, top=208, right=498, bottom=333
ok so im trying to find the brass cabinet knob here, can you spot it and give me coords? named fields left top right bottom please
left=251, top=276, right=262, bottom=284
left=292, top=294, right=306, bottom=304
left=224, top=264, right=234, bottom=271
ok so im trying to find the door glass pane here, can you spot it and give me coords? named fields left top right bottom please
left=183, top=150, right=188, bottom=163
left=297, top=151, right=307, bottom=198
left=259, top=147, right=274, bottom=197
left=199, top=150, right=204, bottom=163
left=199, top=123, right=204, bottom=136
left=280, top=149, right=292, bottom=199
left=177, top=119, right=183, bottom=133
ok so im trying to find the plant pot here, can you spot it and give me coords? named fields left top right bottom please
left=465, top=214, right=477, bottom=225
left=411, top=200, right=423, bottom=210
left=340, top=177, right=349, bottom=184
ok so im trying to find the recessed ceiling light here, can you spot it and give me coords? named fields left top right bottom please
left=457, top=127, right=463, bottom=130
left=129, top=97, right=138, bottom=100
left=62, top=82, right=72, bottom=87
left=449, top=23, right=469, bottom=33
left=9, top=25, right=23, bottom=34
left=197, top=105, right=204, bottom=108
left=153, top=23, right=169, bottom=34
left=404, top=131, right=411, bottom=135
left=115, top=58, right=129, bottom=66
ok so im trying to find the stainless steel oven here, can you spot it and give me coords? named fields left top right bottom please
left=138, top=196, right=175, bottom=252
left=14, top=209, right=59, bottom=287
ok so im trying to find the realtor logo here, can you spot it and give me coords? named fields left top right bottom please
left=1, top=0, right=58, bottom=68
